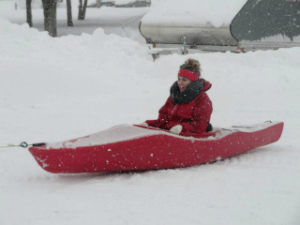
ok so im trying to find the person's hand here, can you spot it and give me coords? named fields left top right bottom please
left=138, top=122, right=148, bottom=127
left=170, top=125, right=182, bottom=135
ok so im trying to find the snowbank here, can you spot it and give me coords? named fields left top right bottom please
left=0, top=17, right=151, bottom=142
left=0, top=18, right=148, bottom=64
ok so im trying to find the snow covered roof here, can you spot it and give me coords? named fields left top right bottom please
left=101, top=0, right=115, bottom=3
left=142, top=0, right=248, bottom=28
left=114, top=0, right=136, bottom=5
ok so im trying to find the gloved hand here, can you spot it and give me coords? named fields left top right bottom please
left=138, top=122, right=148, bottom=127
left=170, top=125, right=182, bottom=135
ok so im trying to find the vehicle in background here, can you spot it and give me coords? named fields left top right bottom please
left=101, top=0, right=115, bottom=7
left=115, top=0, right=151, bottom=8
left=139, top=0, right=300, bottom=59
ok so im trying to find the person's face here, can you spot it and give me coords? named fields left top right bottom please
left=177, top=76, right=192, bottom=92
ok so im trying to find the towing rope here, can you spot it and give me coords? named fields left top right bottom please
left=0, top=142, right=46, bottom=149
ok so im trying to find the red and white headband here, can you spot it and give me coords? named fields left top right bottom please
left=178, top=70, right=199, bottom=82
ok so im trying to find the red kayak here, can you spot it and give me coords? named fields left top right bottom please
left=29, top=121, right=284, bottom=173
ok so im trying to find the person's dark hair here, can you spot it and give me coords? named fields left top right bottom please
left=180, top=59, right=201, bottom=77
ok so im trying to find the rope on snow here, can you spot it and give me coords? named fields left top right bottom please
left=0, top=142, right=46, bottom=149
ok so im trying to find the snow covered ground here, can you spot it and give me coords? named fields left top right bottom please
left=1, top=4, right=300, bottom=225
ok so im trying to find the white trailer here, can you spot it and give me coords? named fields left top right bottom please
left=139, top=0, right=300, bottom=58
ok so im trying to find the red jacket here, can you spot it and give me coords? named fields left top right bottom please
left=146, top=79, right=213, bottom=134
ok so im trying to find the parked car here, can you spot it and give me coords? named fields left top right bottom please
left=101, top=0, right=115, bottom=7
left=114, top=0, right=151, bottom=8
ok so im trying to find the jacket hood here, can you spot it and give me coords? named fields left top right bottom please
left=201, top=79, right=212, bottom=92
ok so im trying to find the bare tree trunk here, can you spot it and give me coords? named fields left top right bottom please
left=43, top=0, right=57, bottom=37
left=26, top=0, right=33, bottom=27
left=78, top=0, right=83, bottom=20
left=96, top=0, right=100, bottom=8
left=82, top=0, right=88, bottom=19
left=42, top=0, right=49, bottom=32
left=48, top=2, right=57, bottom=37
left=78, top=0, right=88, bottom=20
left=66, top=0, right=73, bottom=26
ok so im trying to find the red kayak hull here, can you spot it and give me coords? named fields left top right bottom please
left=28, top=122, right=284, bottom=173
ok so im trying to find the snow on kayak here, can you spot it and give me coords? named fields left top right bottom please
left=28, top=121, right=284, bottom=173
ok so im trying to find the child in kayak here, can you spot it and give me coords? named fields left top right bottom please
left=141, top=58, right=213, bottom=135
